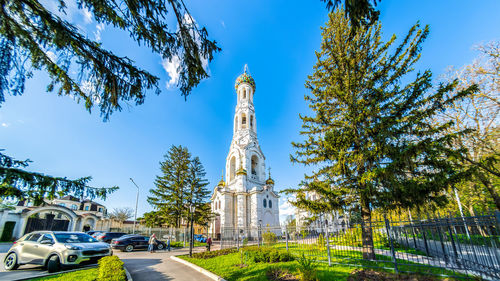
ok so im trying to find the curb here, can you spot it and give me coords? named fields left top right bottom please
left=124, top=265, right=133, bottom=281
left=170, top=256, right=225, bottom=281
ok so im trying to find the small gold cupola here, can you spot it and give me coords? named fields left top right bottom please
left=266, top=167, right=274, bottom=185
left=217, top=171, right=225, bottom=187
left=236, top=158, right=247, bottom=176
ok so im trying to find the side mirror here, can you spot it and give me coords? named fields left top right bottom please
left=40, top=240, right=53, bottom=245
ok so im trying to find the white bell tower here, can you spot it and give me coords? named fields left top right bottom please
left=225, top=65, right=266, bottom=190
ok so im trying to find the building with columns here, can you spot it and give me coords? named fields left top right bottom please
left=209, top=67, right=280, bottom=239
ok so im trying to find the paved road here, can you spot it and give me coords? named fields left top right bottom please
left=114, top=247, right=211, bottom=281
left=0, top=243, right=213, bottom=281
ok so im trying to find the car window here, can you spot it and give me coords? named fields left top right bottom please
left=54, top=233, right=97, bottom=243
left=27, top=233, right=42, bottom=242
left=39, top=234, right=54, bottom=244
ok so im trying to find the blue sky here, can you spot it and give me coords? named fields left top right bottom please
left=1, top=0, right=499, bottom=222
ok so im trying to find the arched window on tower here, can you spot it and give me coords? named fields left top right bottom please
left=269, top=200, right=272, bottom=208
left=229, top=156, right=236, bottom=181
left=250, top=115, right=254, bottom=129
left=251, top=155, right=259, bottom=177
left=241, top=113, right=247, bottom=129
left=263, top=199, right=267, bottom=208
left=243, top=89, right=246, bottom=100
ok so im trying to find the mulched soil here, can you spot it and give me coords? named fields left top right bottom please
left=266, top=268, right=299, bottom=281
left=347, top=269, right=453, bottom=281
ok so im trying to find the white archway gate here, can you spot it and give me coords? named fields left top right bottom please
left=17, top=206, right=78, bottom=237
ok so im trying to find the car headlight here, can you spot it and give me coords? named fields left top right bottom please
left=65, top=244, right=82, bottom=250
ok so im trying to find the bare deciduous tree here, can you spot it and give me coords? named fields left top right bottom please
left=442, top=41, right=500, bottom=211
left=109, top=207, right=134, bottom=222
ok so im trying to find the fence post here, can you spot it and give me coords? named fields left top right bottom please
left=326, top=224, right=331, bottom=267
left=418, top=219, right=430, bottom=257
left=285, top=227, right=289, bottom=252
left=236, top=227, right=240, bottom=250
left=435, top=216, right=449, bottom=264
left=446, top=217, right=460, bottom=266
left=384, top=215, right=399, bottom=274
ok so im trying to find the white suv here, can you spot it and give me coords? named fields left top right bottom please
left=4, top=231, right=112, bottom=272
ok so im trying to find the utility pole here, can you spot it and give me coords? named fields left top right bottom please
left=130, top=178, right=140, bottom=234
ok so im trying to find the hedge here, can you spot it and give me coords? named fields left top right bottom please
left=97, top=256, right=127, bottom=281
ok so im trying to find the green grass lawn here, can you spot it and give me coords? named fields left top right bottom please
left=180, top=245, right=466, bottom=281
left=181, top=252, right=354, bottom=281
left=170, top=241, right=207, bottom=248
left=27, top=268, right=98, bottom=281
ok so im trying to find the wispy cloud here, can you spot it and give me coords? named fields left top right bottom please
left=1, top=122, right=9, bottom=128
left=279, top=196, right=296, bottom=222
left=45, top=51, right=57, bottom=62
left=82, top=8, right=92, bottom=24
left=162, top=56, right=181, bottom=89
left=220, top=20, right=226, bottom=29
left=161, top=13, right=210, bottom=90
left=94, top=23, right=105, bottom=41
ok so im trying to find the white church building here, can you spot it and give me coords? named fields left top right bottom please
left=209, top=67, right=280, bottom=239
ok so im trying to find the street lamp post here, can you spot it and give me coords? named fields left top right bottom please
left=189, top=204, right=196, bottom=257
left=258, top=219, right=262, bottom=247
left=129, top=178, right=140, bottom=234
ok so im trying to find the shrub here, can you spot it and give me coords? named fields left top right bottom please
left=170, top=241, right=184, bottom=248
left=191, top=248, right=238, bottom=259
left=242, top=237, right=249, bottom=247
left=97, top=256, right=126, bottom=281
left=263, top=231, right=278, bottom=245
left=296, top=253, right=317, bottom=281
left=316, top=234, right=326, bottom=250
left=247, top=247, right=295, bottom=263
left=269, top=250, right=280, bottom=263
left=279, top=251, right=294, bottom=262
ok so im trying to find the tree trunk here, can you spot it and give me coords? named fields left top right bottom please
left=478, top=173, right=500, bottom=211
left=360, top=197, right=375, bottom=260
left=469, top=205, right=487, bottom=236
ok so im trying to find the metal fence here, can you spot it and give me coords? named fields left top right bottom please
left=109, top=224, right=209, bottom=246
left=218, top=211, right=500, bottom=280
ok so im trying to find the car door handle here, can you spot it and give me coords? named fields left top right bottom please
left=20, top=243, right=24, bottom=246
left=34, top=245, right=38, bottom=248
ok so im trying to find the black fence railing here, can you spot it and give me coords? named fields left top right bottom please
left=218, top=211, right=500, bottom=280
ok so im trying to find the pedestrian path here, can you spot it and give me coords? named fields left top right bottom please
left=115, top=247, right=211, bottom=281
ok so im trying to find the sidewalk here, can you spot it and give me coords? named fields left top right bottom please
left=114, top=247, right=212, bottom=281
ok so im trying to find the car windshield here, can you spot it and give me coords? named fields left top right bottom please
left=54, top=233, right=98, bottom=243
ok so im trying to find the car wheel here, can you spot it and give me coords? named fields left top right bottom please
left=125, top=245, right=134, bottom=252
left=47, top=255, right=61, bottom=273
left=157, top=243, right=164, bottom=250
left=4, top=252, right=19, bottom=270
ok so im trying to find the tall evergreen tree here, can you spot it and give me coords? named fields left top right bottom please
left=186, top=157, right=211, bottom=226
left=148, top=145, right=191, bottom=228
left=321, top=0, right=381, bottom=29
left=285, top=10, right=475, bottom=259
left=0, top=0, right=220, bottom=120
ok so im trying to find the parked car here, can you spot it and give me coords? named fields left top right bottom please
left=94, top=232, right=126, bottom=243
left=3, top=231, right=112, bottom=273
left=86, top=231, right=99, bottom=236
left=111, top=235, right=166, bottom=252
left=193, top=234, right=207, bottom=243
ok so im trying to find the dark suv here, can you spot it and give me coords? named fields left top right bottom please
left=95, top=232, right=126, bottom=243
